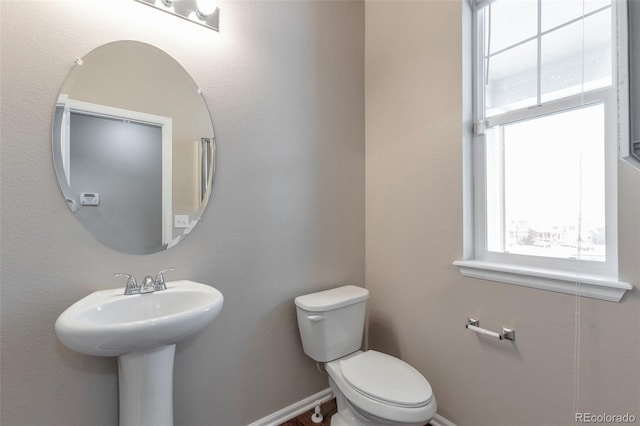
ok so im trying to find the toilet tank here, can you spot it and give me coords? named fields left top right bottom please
left=295, top=285, right=369, bottom=362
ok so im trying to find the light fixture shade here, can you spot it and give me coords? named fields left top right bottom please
left=196, top=0, right=217, bottom=17
left=134, top=0, right=219, bottom=32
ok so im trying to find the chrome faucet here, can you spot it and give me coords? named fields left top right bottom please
left=154, top=267, right=175, bottom=291
left=140, top=275, right=155, bottom=294
left=114, top=273, right=140, bottom=295
left=114, top=268, right=175, bottom=295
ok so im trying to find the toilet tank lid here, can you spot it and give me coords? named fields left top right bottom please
left=295, top=285, right=369, bottom=312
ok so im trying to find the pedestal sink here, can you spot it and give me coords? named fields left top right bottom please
left=55, top=280, right=223, bottom=426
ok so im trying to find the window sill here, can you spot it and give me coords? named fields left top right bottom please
left=453, top=260, right=632, bottom=302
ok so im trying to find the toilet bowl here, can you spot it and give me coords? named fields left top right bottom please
left=295, top=285, right=436, bottom=426
left=327, top=351, right=436, bottom=426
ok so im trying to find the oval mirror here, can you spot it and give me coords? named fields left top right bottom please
left=52, top=41, right=215, bottom=255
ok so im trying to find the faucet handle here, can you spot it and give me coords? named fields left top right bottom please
left=154, top=267, right=175, bottom=291
left=114, top=273, right=139, bottom=295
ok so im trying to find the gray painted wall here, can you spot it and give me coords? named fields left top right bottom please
left=366, top=2, right=640, bottom=426
left=0, top=1, right=364, bottom=425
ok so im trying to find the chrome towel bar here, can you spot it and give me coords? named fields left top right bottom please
left=466, top=318, right=515, bottom=341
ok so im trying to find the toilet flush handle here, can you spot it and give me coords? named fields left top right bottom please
left=307, top=315, right=325, bottom=322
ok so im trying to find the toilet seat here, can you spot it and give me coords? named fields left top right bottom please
left=340, top=351, right=433, bottom=408
left=326, top=351, right=437, bottom=425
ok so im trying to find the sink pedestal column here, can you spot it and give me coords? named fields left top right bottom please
left=118, top=344, right=176, bottom=426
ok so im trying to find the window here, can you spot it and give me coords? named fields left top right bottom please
left=455, top=0, right=632, bottom=301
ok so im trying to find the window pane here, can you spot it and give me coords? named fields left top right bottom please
left=541, top=9, right=612, bottom=103
left=486, top=104, right=606, bottom=261
left=486, top=40, right=538, bottom=117
left=541, top=0, right=611, bottom=32
left=486, top=0, right=538, bottom=54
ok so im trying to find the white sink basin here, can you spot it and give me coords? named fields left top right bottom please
left=55, top=280, right=223, bottom=357
left=55, top=279, right=223, bottom=426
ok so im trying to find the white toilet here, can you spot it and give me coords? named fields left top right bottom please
left=295, top=285, right=437, bottom=426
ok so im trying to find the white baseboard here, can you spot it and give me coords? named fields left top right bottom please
left=247, top=388, right=334, bottom=426
left=430, top=413, right=457, bottom=426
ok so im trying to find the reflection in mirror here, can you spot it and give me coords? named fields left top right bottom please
left=52, top=41, right=215, bottom=254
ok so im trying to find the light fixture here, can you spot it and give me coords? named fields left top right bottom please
left=134, top=0, right=219, bottom=32
left=195, top=0, right=217, bottom=21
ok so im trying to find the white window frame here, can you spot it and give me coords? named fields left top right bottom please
left=455, top=0, right=632, bottom=302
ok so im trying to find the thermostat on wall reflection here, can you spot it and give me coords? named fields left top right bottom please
left=80, top=192, right=100, bottom=206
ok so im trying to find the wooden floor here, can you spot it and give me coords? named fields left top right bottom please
left=278, top=398, right=431, bottom=426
